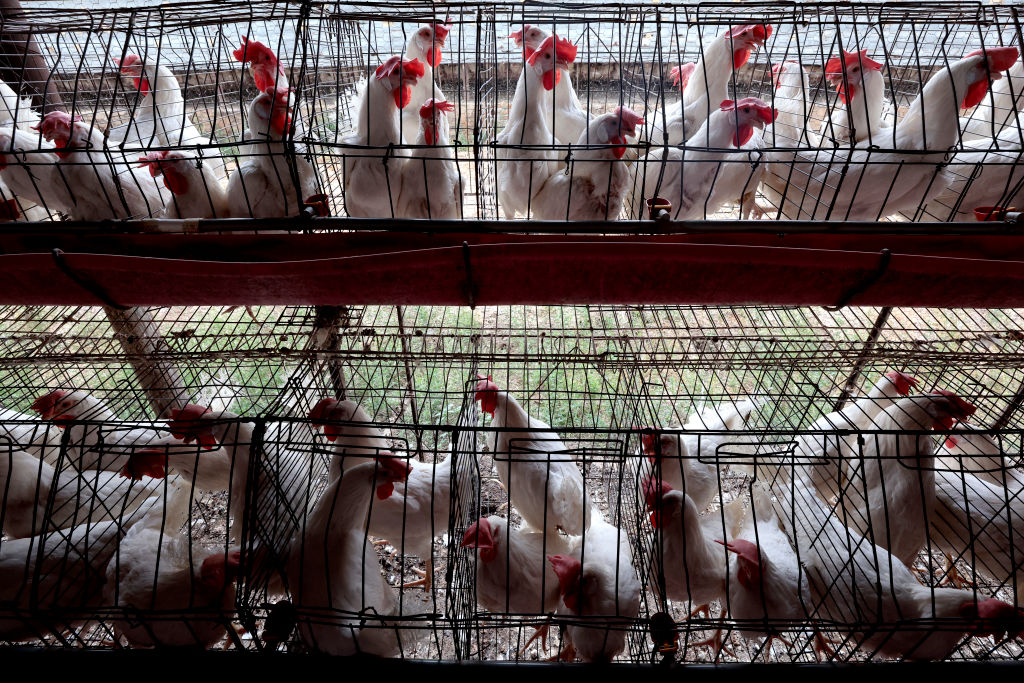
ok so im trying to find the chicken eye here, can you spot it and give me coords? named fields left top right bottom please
left=743, top=107, right=750, bottom=113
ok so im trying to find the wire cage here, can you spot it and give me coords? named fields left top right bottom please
left=0, top=2, right=1019, bottom=224
left=2, top=302, right=1024, bottom=662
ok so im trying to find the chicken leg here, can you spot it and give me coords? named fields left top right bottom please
left=519, top=616, right=553, bottom=656
left=401, top=559, right=432, bottom=590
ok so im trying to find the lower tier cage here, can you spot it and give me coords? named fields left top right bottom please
left=2, top=303, right=1024, bottom=662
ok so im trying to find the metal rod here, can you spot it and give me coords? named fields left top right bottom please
left=311, top=305, right=350, bottom=400
left=832, top=306, right=893, bottom=412
left=395, top=305, right=424, bottom=461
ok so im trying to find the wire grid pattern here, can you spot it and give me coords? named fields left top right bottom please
left=0, top=302, right=1024, bottom=659
left=0, top=2, right=1017, bottom=222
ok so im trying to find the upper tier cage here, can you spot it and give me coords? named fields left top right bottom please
left=0, top=1, right=1019, bottom=225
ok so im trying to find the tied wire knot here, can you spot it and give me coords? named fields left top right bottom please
left=382, top=141, right=395, bottom=169
left=747, top=147, right=763, bottom=170
left=563, top=144, right=573, bottom=175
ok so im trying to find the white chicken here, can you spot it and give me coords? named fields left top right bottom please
left=721, top=484, right=810, bottom=646
left=635, top=97, right=777, bottom=221
left=802, top=370, right=920, bottom=503
left=29, top=389, right=170, bottom=472
left=766, top=61, right=816, bottom=148
left=0, top=487, right=166, bottom=641
left=771, top=464, right=1024, bottom=660
left=401, top=21, right=451, bottom=144
left=475, top=375, right=593, bottom=536
left=137, top=149, right=228, bottom=218
left=510, top=24, right=588, bottom=146
left=0, top=400, right=62, bottom=465
left=0, top=444, right=164, bottom=538
left=343, top=56, right=425, bottom=217
left=759, top=46, right=1020, bottom=221
left=961, top=59, right=1024, bottom=141
left=496, top=35, right=578, bottom=218
left=308, top=397, right=390, bottom=482
left=640, top=397, right=761, bottom=512
left=286, top=457, right=423, bottom=656
left=530, top=106, right=643, bottom=220
left=648, top=24, right=772, bottom=147
left=461, top=515, right=571, bottom=615
left=104, top=476, right=240, bottom=647
left=937, top=422, right=1022, bottom=490
left=0, top=126, right=67, bottom=218
left=932, top=466, right=1024, bottom=599
left=33, top=111, right=166, bottom=219
left=820, top=49, right=888, bottom=145
left=233, top=36, right=289, bottom=92
left=643, top=479, right=729, bottom=625
left=548, top=510, right=641, bottom=663
left=909, top=121, right=1024, bottom=222
left=227, top=85, right=320, bottom=218
left=841, top=391, right=978, bottom=567
left=366, top=449, right=459, bottom=591
left=110, top=53, right=226, bottom=182
left=396, top=98, right=463, bottom=219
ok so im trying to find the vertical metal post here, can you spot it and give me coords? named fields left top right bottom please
left=395, top=305, right=423, bottom=460
left=833, top=306, right=893, bottom=412
left=312, top=305, right=350, bottom=400
left=104, top=306, right=186, bottom=419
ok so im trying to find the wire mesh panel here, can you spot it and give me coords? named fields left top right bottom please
left=2, top=303, right=1024, bottom=660
left=0, top=2, right=1016, bottom=224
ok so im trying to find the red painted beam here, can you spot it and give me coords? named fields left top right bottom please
left=3, top=234, right=1024, bottom=308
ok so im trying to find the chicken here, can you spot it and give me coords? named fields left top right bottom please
left=908, top=122, right=1024, bottom=222
left=461, top=515, right=571, bottom=614
left=937, top=422, right=1022, bottom=490
left=104, top=476, right=240, bottom=647
left=0, top=400, right=62, bottom=465
left=548, top=511, right=641, bottom=663
left=137, top=149, right=228, bottom=218
left=233, top=36, right=289, bottom=91
left=841, top=391, right=978, bottom=567
left=759, top=46, right=1019, bottom=220
left=634, top=97, right=776, bottom=220
left=0, top=77, right=39, bottom=130
left=496, top=35, right=577, bottom=218
left=0, top=487, right=166, bottom=641
left=29, top=389, right=170, bottom=471
left=33, top=111, right=166, bottom=219
left=0, top=126, right=68, bottom=218
left=530, top=106, right=643, bottom=220
left=803, top=370, right=920, bottom=503
left=643, top=479, right=728, bottom=618
left=766, top=61, right=816, bottom=148
left=366, top=449, right=459, bottom=591
left=0, top=444, right=165, bottom=538
left=110, top=53, right=226, bottom=182
left=475, top=375, right=593, bottom=535
left=648, top=24, right=771, bottom=147
left=961, top=60, right=1024, bottom=141
left=343, top=56, right=425, bottom=217
left=721, top=484, right=810, bottom=645
left=309, top=397, right=390, bottom=482
left=932, top=466, right=1024, bottom=598
left=820, top=49, right=888, bottom=145
left=401, top=21, right=450, bottom=144
left=118, top=437, right=234, bottom=494
left=163, top=404, right=255, bottom=541
left=396, top=98, right=463, bottom=218
left=227, top=85, right=320, bottom=218
left=286, top=457, right=423, bottom=656
left=641, top=62, right=695, bottom=149
left=510, top=24, right=588, bottom=146
left=640, top=397, right=761, bottom=512
left=770, top=464, right=1024, bottom=660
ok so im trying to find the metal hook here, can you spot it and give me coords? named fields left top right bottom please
left=824, top=248, right=892, bottom=311
left=51, top=248, right=128, bottom=310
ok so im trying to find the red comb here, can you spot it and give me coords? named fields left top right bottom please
left=30, top=389, right=69, bottom=416
left=432, top=20, right=452, bottom=44
left=670, top=62, right=697, bottom=89
left=826, top=49, right=883, bottom=76
left=118, top=450, right=167, bottom=481
left=169, top=403, right=218, bottom=450
left=966, top=46, right=1020, bottom=74
left=527, top=35, right=578, bottom=66
left=419, top=99, right=456, bottom=119
left=725, top=24, right=772, bottom=41
left=931, top=390, right=978, bottom=420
